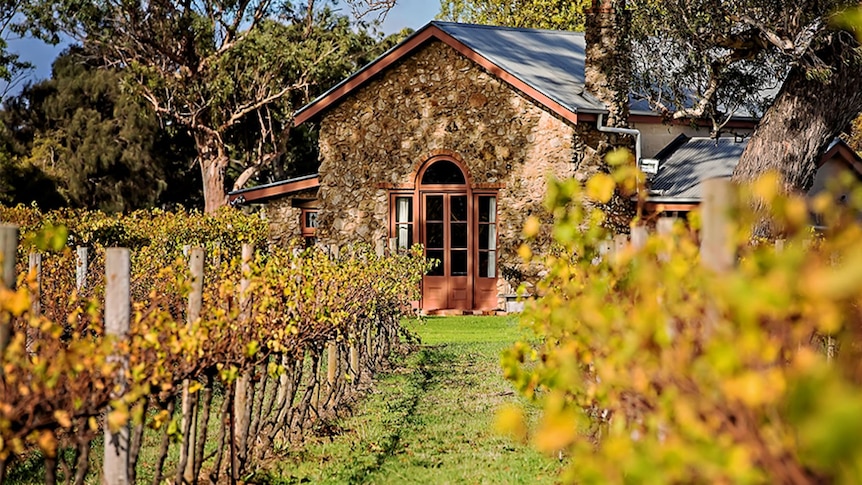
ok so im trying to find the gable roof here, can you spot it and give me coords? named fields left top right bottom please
left=293, top=21, right=606, bottom=127
left=649, top=136, right=862, bottom=201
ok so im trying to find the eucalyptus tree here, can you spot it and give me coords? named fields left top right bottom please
left=627, top=0, right=862, bottom=195
left=27, top=0, right=397, bottom=212
left=1, top=48, right=199, bottom=211
left=439, top=0, right=590, bottom=30
left=0, top=0, right=33, bottom=102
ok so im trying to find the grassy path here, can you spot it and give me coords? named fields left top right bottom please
left=263, top=315, right=561, bottom=484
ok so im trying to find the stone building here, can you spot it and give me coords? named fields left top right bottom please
left=228, top=20, right=754, bottom=312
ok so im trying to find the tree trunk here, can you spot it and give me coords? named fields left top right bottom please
left=194, top=130, right=230, bottom=213
left=585, top=0, right=631, bottom=127
left=732, top=33, right=862, bottom=193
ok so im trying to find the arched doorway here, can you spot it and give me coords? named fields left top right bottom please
left=418, top=159, right=472, bottom=310
left=389, top=155, right=498, bottom=312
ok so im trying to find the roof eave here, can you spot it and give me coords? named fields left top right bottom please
left=228, top=175, right=320, bottom=205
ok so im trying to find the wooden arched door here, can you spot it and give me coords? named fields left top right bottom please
left=418, top=159, right=471, bottom=310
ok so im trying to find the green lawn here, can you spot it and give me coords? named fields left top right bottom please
left=260, top=315, right=562, bottom=484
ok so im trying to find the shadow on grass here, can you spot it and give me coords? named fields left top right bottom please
left=336, top=345, right=458, bottom=484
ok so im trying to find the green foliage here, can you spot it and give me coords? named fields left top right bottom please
left=439, top=0, right=589, bottom=30
left=502, top=166, right=862, bottom=483
left=843, top=113, right=862, bottom=155
left=0, top=48, right=199, bottom=211
left=22, top=0, right=406, bottom=211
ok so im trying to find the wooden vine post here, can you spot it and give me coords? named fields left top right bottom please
left=234, top=243, right=254, bottom=476
left=631, top=226, right=648, bottom=250
left=0, top=225, right=17, bottom=377
left=327, top=342, right=337, bottom=390
left=179, top=247, right=204, bottom=484
left=26, top=252, right=41, bottom=354
left=76, top=246, right=88, bottom=291
left=350, top=336, right=359, bottom=383
left=700, top=178, right=734, bottom=273
left=699, top=179, right=735, bottom=337
left=103, top=248, right=131, bottom=485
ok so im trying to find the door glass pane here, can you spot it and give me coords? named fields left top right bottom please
left=426, top=250, right=445, bottom=276
left=426, top=222, right=444, bottom=248
left=478, top=251, right=497, bottom=278
left=451, top=250, right=467, bottom=276
left=426, top=195, right=444, bottom=221
left=451, top=195, right=468, bottom=222
left=451, top=222, right=467, bottom=249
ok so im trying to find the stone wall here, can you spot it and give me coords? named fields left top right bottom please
left=265, top=188, right=318, bottom=248
left=316, top=40, right=581, bottom=297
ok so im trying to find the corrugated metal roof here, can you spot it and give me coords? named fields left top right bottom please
left=649, top=137, right=748, bottom=200
left=432, top=22, right=606, bottom=113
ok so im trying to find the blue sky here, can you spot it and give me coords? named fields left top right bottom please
left=5, top=0, right=441, bottom=91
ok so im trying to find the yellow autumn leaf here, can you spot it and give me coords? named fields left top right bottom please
left=785, top=197, right=809, bottom=226
left=53, top=410, right=72, bottom=428
left=495, top=404, right=528, bottom=443
left=37, top=430, right=57, bottom=458
left=517, top=244, right=533, bottom=262
left=810, top=192, right=832, bottom=215
left=523, top=216, right=541, bottom=238
left=752, top=172, right=780, bottom=203
left=723, top=369, right=785, bottom=407
left=1, top=289, right=29, bottom=316
left=188, top=380, right=203, bottom=394
left=586, top=173, right=616, bottom=204
left=804, top=251, right=862, bottom=300
left=106, top=409, right=129, bottom=433
left=534, top=407, right=579, bottom=454
left=605, top=148, right=632, bottom=167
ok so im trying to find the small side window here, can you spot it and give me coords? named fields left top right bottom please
left=477, top=196, right=497, bottom=278
left=301, top=209, right=318, bottom=247
left=393, top=196, right=413, bottom=250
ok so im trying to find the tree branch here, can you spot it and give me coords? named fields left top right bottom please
left=217, top=85, right=295, bottom=132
